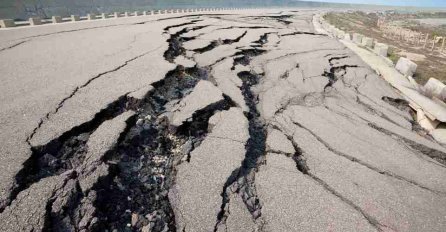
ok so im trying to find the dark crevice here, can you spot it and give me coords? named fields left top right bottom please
left=163, top=20, right=201, bottom=31
left=281, top=31, right=327, bottom=37
left=27, top=50, right=154, bottom=144
left=381, top=96, right=410, bottom=111
left=193, top=40, right=220, bottom=53
left=215, top=70, right=267, bottom=230
left=1, top=95, right=135, bottom=213
left=231, top=48, right=267, bottom=70
left=192, top=30, right=247, bottom=54
left=381, top=96, right=426, bottom=134
left=222, top=30, right=247, bottom=44
left=0, top=40, right=29, bottom=52
left=43, top=174, right=78, bottom=232
left=307, top=172, right=385, bottom=231
left=90, top=65, right=230, bottom=232
left=163, top=24, right=210, bottom=63
left=246, top=15, right=294, bottom=25
left=164, top=26, right=194, bottom=62
left=216, top=26, right=272, bottom=30
left=323, top=64, right=359, bottom=90
left=253, top=32, right=273, bottom=45
left=328, top=55, right=349, bottom=64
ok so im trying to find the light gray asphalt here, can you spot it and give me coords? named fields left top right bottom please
left=0, top=9, right=446, bottom=232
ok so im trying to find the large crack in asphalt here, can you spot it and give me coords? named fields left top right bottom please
left=246, top=15, right=294, bottom=26
left=1, top=94, right=135, bottom=213
left=163, top=23, right=211, bottom=62
left=272, top=121, right=385, bottom=231
left=213, top=33, right=282, bottom=229
left=88, top=22, right=238, bottom=231
left=232, top=48, right=267, bottom=70
left=192, top=30, right=248, bottom=54
left=323, top=65, right=359, bottom=90
left=91, top=65, right=235, bottom=232
left=291, top=120, right=446, bottom=195
left=281, top=31, right=327, bottom=37
left=3, top=20, right=235, bottom=231
left=215, top=53, right=268, bottom=230
left=26, top=48, right=160, bottom=145
left=368, top=123, right=446, bottom=166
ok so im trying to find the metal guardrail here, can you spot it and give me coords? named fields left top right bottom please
left=0, top=7, right=244, bottom=28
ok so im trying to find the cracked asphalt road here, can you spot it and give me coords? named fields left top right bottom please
left=1, top=9, right=446, bottom=232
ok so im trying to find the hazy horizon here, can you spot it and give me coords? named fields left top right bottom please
left=1, top=0, right=446, bottom=20
left=307, top=0, right=446, bottom=8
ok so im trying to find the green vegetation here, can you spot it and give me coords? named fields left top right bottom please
left=387, top=47, right=400, bottom=64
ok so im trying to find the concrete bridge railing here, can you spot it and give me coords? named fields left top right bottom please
left=0, top=7, right=241, bottom=28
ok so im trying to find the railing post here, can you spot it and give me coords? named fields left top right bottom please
left=52, top=16, right=62, bottom=23
left=29, top=17, right=42, bottom=26
left=442, top=38, right=445, bottom=52
left=0, top=19, right=15, bottom=28
left=87, top=14, right=96, bottom=20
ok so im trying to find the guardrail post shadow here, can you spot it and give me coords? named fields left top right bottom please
left=71, top=15, right=80, bottom=22
left=441, top=38, right=445, bottom=53
left=52, top=16, right=62, bottom=23
left=0, top=19, right=15, bottom=28
left=29, top=17, right=42, bottom=26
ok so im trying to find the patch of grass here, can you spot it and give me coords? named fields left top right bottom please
left=387, top=47, right=400, bottom=64
left=414, top=60, right=446, bottom=85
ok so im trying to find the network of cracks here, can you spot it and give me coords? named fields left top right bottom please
left=2, top=12, right=446, bottom=232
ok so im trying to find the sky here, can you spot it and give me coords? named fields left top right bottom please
left=307, top=0, right=446, bottom=7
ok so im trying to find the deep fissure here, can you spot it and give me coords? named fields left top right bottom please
left=91, top=65, right=235, bottom=232
left=215, top=54, right=267, bottom=229
left=2, top=95, right=134, bottom=213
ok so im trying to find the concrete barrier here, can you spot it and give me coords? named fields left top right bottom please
left=373, top=43, right=388, bottom=57
left=395, top=57, right=417, bottom=76
left=0, top=7, right=219, bottom=29
left=87, top=14, right=96, bottom=20
left=52, top=16, right=62, bottom=23
left=0, top=19, right=15, bottom=28
left=353, top=33, right=363, bottom=44
left=344, top=33, right=351, bottom=41
left=424, top=78, right=446, bottom=99
left=71, top=15, right=80, bottom=22
left=361, top=37, right=373, bottom=48
left=29, top=17, right=42, bottom=26
left=336, top=29, right=345, bottom=39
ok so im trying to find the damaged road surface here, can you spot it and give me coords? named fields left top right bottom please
left=1, top=9, right=446, bottom=232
